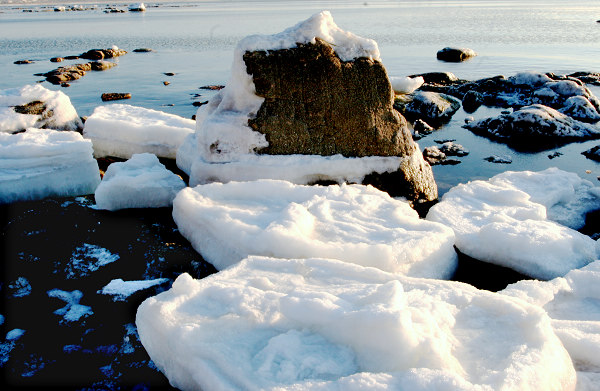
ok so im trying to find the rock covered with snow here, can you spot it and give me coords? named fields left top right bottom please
left=436, top=47, right=477, bottom=62
left=99, top=278, right=169, bottom=301
left=136, top=256, right=576, bottom=391
left=559, top=96, right=600, bottom=122
left=178, top=11, right=437, bottom=203
left=0, top=128, right=100, bottom=204
left=94, top=153, right=185, bottom=211
left=394, top=91, right=461, bottom=123
left=83, top=104, right=195, bottom=159
left=502, top=260, right=600, bottom=389
left=0, top=84, right=83, bottom=133
left=582, top=144, right=600, bottom=162
left=173, top=180, right=457, bottom=279
left=464, top=104, right=600, bottom=150
left=427, top=168, right=600, bottom=280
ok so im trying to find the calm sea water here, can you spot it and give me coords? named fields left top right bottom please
left=1, top=0, right=600, bottom=193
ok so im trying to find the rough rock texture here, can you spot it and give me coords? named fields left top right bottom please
left=394, top=91, right=462, bottom=124
left=582, top=145, right=600, bottom=162
left=436, top=47, right=477, bottom=62
left=43, top=62, right=118, bottom=85
left=80, top=48, right=127, bottom=61
left=101, top=93, right=132, bottom=101
left=13, top=101, right=47, bottom=116
left=242, top=38, right=437, bottom=202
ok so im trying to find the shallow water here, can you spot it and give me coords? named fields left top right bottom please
left=1, top=0, right=600, bottom=192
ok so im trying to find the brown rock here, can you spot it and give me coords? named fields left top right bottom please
left=50, top=57, right=64, bottom=63
left=199, top=85, right=225, bottom=90
left=80, top=48, right=127, bottom=61
left=163, top=81, right=170, bottom=86
left=242, top=38, right=437, bottom=202
left=101, top=93, right=131, bottom=101
left=90, top=61, right=117, bottom=71
left=13, top=101, right=46, bottom=115
left=14, top=60, right=34, bottom=65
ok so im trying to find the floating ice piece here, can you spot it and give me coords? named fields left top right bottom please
left=7, top=277, right=31, bottom=298
left=180, top=11, right=380, bottom=167
left=502, top=260, right=600, bottom=389
left=47, top=289, right=93, bottom=323
left=390, top=76, right=424, bottom=94
left=66, top=243, right=119, bottom=279
left=83, top=104, right=195, bottom=159
left=100, top=278, right=170, bottom=301
left=136, top=256, right=576, bottom=391
left=173, top=180, right=456, bottom=279
left=5, top=329, right=25, bottom=341
left=0, top=128, right=100, bottom=204
left=94, top=153, right=186, bottom=210
left=427, top=168, right=600, bottom=279
left=0, top=84, right=82, bottom=133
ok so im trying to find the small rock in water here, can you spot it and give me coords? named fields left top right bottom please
left=462, top=90, right=483, bottom=113
left=434, top=139, right=456, bottom=144
left=133, top=48, right=155, bottom=53
left=199, top=85, right=225, bottom=90
left=50, top=57, right=64, bottom=63
left=439, top=141, right=469, bottom=157
left=192, top=101, right=208, bottom=107
left=436, top=47, right=477, bottom=62
left=61, top=83, right=70, bottom=88
left=464, top=116, right=475, bottom=124
left=64, top=55, right=79, bottom=60
left=164, top=72, right=176, bottom=76
left=582, top=145, right=600, bottom=162
left=484, top=155, right=512, bottom=164
left=586, top=170, right=592, bottom=174
left=101, top=93, right=131, bottom=101
left=14, top=60, right=34, bottom=65
left=413, top=119, right=435, bottom=138
left=548, top=151, right=563, bottom=159
left=163, top=81, right=170, bottom=86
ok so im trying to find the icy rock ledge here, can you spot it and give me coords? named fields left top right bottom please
left=427, top=168, right=600, bottom=280
left=173, top=180, right=456, bottom=279
left=136, top=256, right=576, bottom=391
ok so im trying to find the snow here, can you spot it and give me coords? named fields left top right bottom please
left=6, top=329, right=25, bottom=341
left=100, top=278, right=170, bottom=301
left=0, top=84, right=82, bottom=133
left=47, top=289, right=93, bottom=323
left=187, top=153, right=412, bottom=187
left=502, top=260, right=600, bottom=389
left=509, top=71, right=553, bottom=87
left=173, top=180, right=457, bottom=279
left=83, top=104, right=195, bottom=159
left=136, top=256, right=576, bottom=391
left=390, top=76, right=424, bottom=94
left=559, top=96, right=600, bottom=122
left=179, top=11, right=381, bottom=171
left=66, top=243, right=120, bottom=279
left=0, top=128, right=100, bottom=204
left=8, top=277, right=32, bottom=298
left=427, top=168, right=600, bottom=279
left=94, top=153, right=186, bottom=211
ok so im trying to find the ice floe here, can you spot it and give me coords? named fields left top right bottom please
left=0, top=84, right=82, bottom=133
left=502, top=260, right=600, bottom=390
left=47, top=289, right=93, bottom=323
left=94, top=153, right=186, bottom=211
left=83, top=104, right=195, bottom=159
left=100, top=278, right=170, bottom=301
left=173, top=180, right=456, bottom=279
left=65, top=243, right=120, bottom=279
left=427, top=168, right=600, bottom=279
left=0, top=128, right=100, bottom=204
left=136, top=256, right=576, bottom=391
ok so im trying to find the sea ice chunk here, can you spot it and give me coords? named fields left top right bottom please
left=94, top=153, right=186, bottom=210
left=0, top=84, right=82, bottom=133
left=427, top=168, right=600, bottom=279
left=99, top=278, right=170, bottom=301
left=0, top=128, right=100, bottom=204
left=83, top=104, right=195, bottom=159
left=502, top=260, right=600, bottom=389
left=173, top=180, right=456, bottom=279
left=47, top=289, right=93, bottom=323
left=136, top=256, right=576, bottom=391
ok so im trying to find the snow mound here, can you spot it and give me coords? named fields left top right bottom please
left=47, top=289, right=93, bottom=323
left=94, top=153, right=186, bottom=211
left=390, top=76, right=424, bottom=94
left=427, top=168, right=600, bottom=279
left=0, top=128, right=100, bottom=204
left=173, top=180, right=456, bottom=279
left=0, top=84, right=82, bottom=133
left=509, top=71, right=553, bottom=87
left=179, top=10, right=381, bottom=170
left=83, top=104, right=195, bottom=159
left=136, top=256, right=576, bottom=391
left=502, top=260, right=600, bottom=389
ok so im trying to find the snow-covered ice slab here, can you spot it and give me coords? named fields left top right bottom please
left=173, top=180, right=457, bottom=279
left=502, top=260, right=600, bottom=390
left=185, top=152, right=417, bottom=187
left=83, top=104, right=195, bottom=159
left=94, top=153, right=186, bottom=211
left=427, top=168, right=600, bottom=280
left=0, top=84, right=82, bottom=133
left=136, top=256, right=576, bottom=391
left=99, top=278, right=169, bottom=301
left=0, top=128, right=100, bottom=203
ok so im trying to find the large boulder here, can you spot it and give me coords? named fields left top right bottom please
left=394, top=91, right=461, bottom=124
left=179, top=11, right=438, bottom=203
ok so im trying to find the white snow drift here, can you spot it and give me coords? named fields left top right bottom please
left=136, top=256, right=576, bottom=391
left=94, top=153, right=185, bottom=211
left=502, top=260, right=600, bottom=390
left=83, top=104, right=195, bottom=159
left=0, top=84, right=82, bottom=133
left=427, top=168, right=600, bottom=279
left=177, top=11, right=410, bottom=188
left=173, top=180, right=456, bottom=279
left=0, top=128, right=100, bottom=203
